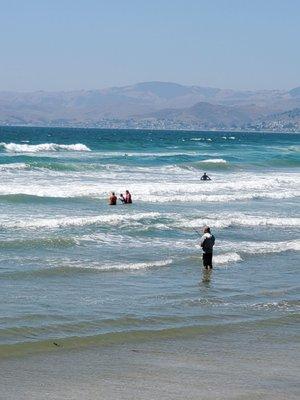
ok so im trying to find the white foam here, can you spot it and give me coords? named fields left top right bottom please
left=214, top=252, right=242, bottom=265
left=219, top=239, right=300, bottom=255
left=0, top=163, right=28, bottom=171
left=177, top=214, right=300, bottom=229
left=100, top=259, right=173, bottom=271
left=242, top=239, right=300, bottom=254
left=0, top=166, right=299, bottom=204
left=0, top=212, right=162, bottom=230
left=136, top=191, right=298, bottom=203
left=73, top=258, right=173, bottom=272
left=204, top=239, right=300, bottom=267
left=201, top=158, right=227, bottom=164
left=0, top=142, right=91, bottom=153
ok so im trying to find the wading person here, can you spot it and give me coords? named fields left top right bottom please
left=109, top=192, right=117, bottom=205
left=125, top=190, right=132, bottom=204
left=200, top=226, right=215, bottom=269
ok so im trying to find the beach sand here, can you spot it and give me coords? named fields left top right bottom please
left=1, top=329, right=299, bottom=400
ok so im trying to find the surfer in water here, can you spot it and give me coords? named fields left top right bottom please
left=119, top=193, right=126, bottom=203
left=109, top=192, right=117, bottom=205
left=201, top=172, right=211, bottom=181
left=200, top=226, right=215, bottom=269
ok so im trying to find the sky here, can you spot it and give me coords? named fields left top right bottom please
left=0, top=0, right=299, bottom=91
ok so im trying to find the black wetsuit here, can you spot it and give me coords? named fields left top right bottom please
left=200, top=233, right=215, bottom=268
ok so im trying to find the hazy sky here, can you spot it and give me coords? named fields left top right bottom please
left=1, top=0, right=299, bottom=91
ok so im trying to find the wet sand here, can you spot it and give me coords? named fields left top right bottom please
left=1, top=329, right=299, bottom=400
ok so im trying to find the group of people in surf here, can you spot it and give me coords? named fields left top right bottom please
left=108, top=172, right=214, bottom=269
left=109, top=190, right=132, bottom=205
left=108, top=173, right=210, bottom=205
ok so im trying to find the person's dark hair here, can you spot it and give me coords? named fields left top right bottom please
left=204, top=225, right=210, bottom=233
left=126, top=190, right=129, bottom=194
left=112, top=192, right=115, bottom=195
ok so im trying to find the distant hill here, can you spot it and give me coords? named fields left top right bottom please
left=0, top=81, right=299, bottom=131
left=253, top=108, right=300, bottom=131
left=139, top=101, right=264, bottom=128
left=134, top=101, right=300, bottom=132
left=289, top=87, right=300, bottom=97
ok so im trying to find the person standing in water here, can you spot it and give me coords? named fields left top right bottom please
left=119, top=193, right=126, bottom=204
left=125, top=190, right=132, bottom=204
left=109, top=192, right=117, bottom=205
left=200, top=226, right=215, bottom=269
left=201, top=172, right=211, bottom=181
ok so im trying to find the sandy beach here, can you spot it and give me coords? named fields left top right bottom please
left=1, top=323, right=299, bottom=400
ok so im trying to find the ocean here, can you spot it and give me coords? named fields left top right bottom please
left=0, top=127, right=299, bottom=367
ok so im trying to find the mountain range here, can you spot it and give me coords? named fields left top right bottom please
left=0, top=81, right=300, bottom=132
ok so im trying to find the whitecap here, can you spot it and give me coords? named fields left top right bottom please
left=0, top=142, right=91, bottom=153
left=214, top=252, right=242, bottom=265
left=0, top=163, right=28, bottom=171
left=177, top=214, right=300, bottom=229
left=72, top=258, right=173, bottom=272
left=219, top=239, right=300, bottom=255
left=201, top=158, right=227, bottom=164
left=0, top=212, right=162, bottom=230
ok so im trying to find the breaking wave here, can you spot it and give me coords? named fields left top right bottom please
left=2, top=211, right=300, bottom=232
left=138, top=191, right=299, bottom=203
left=0, top=142, right=91, bottom=153
left=211, top=239, right=300, bottom=267
left=236, top=239, right=300, bottom=254
left=0, top=236, right=77, bottom=249
left=201, top=158, right=227, bottom=164
left=178, top=215, right=300, bottom=229
left=76, top=258, right=173, bottom=272
left=214, top=252, right=242, bottom=265
left=6, top=258, right=174, bottom=277
left=0, top=163, right=28, bottom=171
left=0, top=212, right=162, bottom=230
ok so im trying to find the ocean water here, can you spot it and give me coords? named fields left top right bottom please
left=0, top=127, right=299, bottom=357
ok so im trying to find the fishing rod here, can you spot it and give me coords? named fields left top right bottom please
left=192, top=227, right=202, bottom=237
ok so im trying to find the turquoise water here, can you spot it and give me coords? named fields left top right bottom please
left=0, top=127, right=299, bottom=356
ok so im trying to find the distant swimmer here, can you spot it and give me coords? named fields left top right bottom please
left=125, top=190, right=132, bottom=204
left=109, top=192, right=117, bottom=205
left=200, top=226, right=215, bottom=269
left=201, top=172, right=211, bottom=181
left=119, top=193, right=126, bottom=204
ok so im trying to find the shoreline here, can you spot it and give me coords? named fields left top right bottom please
left=1, top=327, right=299, bottom=400
left=1, top=312, right=298, bottom=360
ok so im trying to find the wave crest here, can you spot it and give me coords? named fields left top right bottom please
left=0, top=142, right=91, bottom=153
left=201, top=158, right=227, bottom=164
left=0, top=212, right=162, bottom=230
